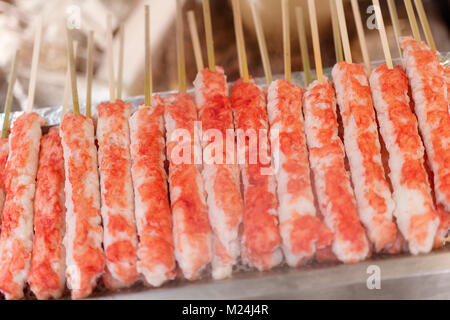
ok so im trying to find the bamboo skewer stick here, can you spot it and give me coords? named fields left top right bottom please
left=144, top=5, right=152, bottom=106
left=62, top=42, right=78, bottom=119
left=202, top=0, right=216, bottom=72
left=387, top=0, right=403, bottom=57
left=373, top=0, right=394, bottom=69
left=86, top=32, right=94, bottom=118
left=351, top=0, right=371, bottom=74
left=335, top=0, right=352, bottom=64
left=308, top=0, right=324, bottom=82
left=404, top=0, right=421, bottom=42
left=2, top=49, right=20, bottom=139
left=231, top=0, right=249, bottom=83
left=106, top=14, right=115, bottom=102
left=330, top=0, right=344, bottom=63
left=250, top=1, right=272, bottom=85
left=187, top=11, right=205, bottom=73
left=26, top=16, right=43, bottom=113
left=176, top=0, right=187, bottom=93
left=117, top=23, right=125, bottom=100
left=295, top=7, right=312, bottom=86
left=414, top=0, right=436, bottom=50
left=282, top=0, right=291, bottom=83
left=65, top=27, right=80, bottom=115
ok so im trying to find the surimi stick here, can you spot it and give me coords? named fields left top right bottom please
left=192, top=1, right=243, bottom=280
left=61, top=26, right=104, bottom=299
left=400, top=37, right=450, bottom=212
left=303, top=0, right=369, bottom=263
left=0, top=50, right=20, bottom=221
left=165, top=0, right=212, bottom=280
left=0, top=19, right=45, bottom=300
left=332, top=0, right=397, bottom=252
left=230, top=0, right=282, bottom=270
left=129, top=5, right=176, bottom=286
left=97, top=17, right=138, bottom=289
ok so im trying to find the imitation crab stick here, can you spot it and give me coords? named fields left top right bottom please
left=193, top=67, right=244, bottom=279
left=230, top=79, right=282, bottom=270
left=28, top=127, right=66, bottom=299
left=165, top=92, right=212, bottom=280
left=303, top=79, right=369, bottom=263
left=97, top=100, right=139, bottom=289
left=61, top=114, right=104, bottom=299
left=0, top=112, right=45, bottom=299
left=400, top=37, right=450, bottom=213
left=267, top=79, right=332, bottom=266
left=129, top=95, right=176, bottom=286
left=332, top=62, right=397, bottom=252
left=370, top=64, right=440, bottom=253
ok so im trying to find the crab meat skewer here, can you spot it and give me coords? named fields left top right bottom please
left=0, top=139, right=8, bottom=220
left=303, top=79, right=370, bottom=263
left=370, top=64, right=441, bottom=253
left=230, top=79, right=282, bottom=270
left=27, top=127, right=66, bottom=300
left=61, top=114, right=104, bottom=299
left=332, top=62, right=397, bottom=252
left=267, top=79, right=333, bottom=266
left=0, top=113, right=45, bottom=299
left=400, top=37, right=450, bottom=212
left=193, top=67, right=244, bottom=279
left=129, top=95, right=176, bottom=286
left=165, top=92, right=212, bottom=280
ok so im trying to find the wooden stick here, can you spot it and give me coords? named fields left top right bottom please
left=202, top=0, right=216, bottom=72
left=86, top=32, right=94, bottom=118
left=144, top=5, right=152, bottom=106
left=373, top=0, right=394, bottom=69
left=187, top=11, right=205, bottom=73
left=231, top=0, right=249, bottom=82
left=26, top=16, right=43, bottom=113
left=65, top=27, right=80, bottom=115
left=351, top=0, right=371, bottom=74
left=308, top=0, right=324, bottom=82
left=330, top=0, right=344, bottom=62
left=414, top=0, right=436, bottom=50
left=2, top=49, right=20, bottom=139
left=295, top=7, right=312, bottom=86
left=335, top=0, right=352, bottom=64
left=387, top=0, right=402, bottom=57
left=62, top=42, right=78, bottom=119
left=282, top=0, right=291, bottom=83
left=250, top=1, right=272, bottom=84
left=404, top=0, right=421, bottom=41
left=107, top=14, right=115, bottom=102
left=176, top=0, right=187, bottom=93
left=117, top=23, right=125, bottom=100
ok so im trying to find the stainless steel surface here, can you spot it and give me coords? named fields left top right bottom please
left=95, top=246, right=450, bottom=300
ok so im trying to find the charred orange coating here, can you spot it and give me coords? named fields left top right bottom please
left=230, top=79, right=281, bottom=270
left=165, top=92, right=212, bottom=280
left=401, top=37, right=450, bottom=213
left=130, top=95, right=176, bottom=285
left=267, top=79, right=332, bottom=265
left=194, top=67, right=244, bottom=278
left=304, top=80, right=369, bottom=263
left=97, top=100, right=138, bottom=289
left=28, top=127, right=66, bottom=300
left=0, top=112, right=44, bottom=299
left=333, top=62, right=397, bottom=252
left=61, top=113, right=104, bottom=299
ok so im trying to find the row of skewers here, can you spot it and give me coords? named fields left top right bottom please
left=0, top=0, right=447, bottom=300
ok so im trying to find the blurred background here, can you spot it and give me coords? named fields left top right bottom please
left=0, top=0, right=448, bottom=111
